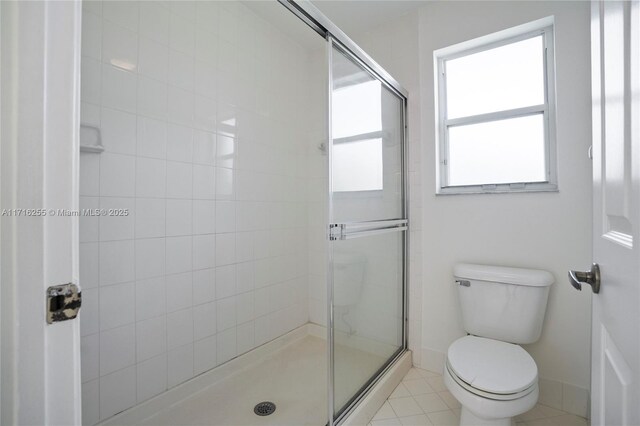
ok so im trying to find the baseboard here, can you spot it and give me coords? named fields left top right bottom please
left=539, top=377, right=590, bottom=419
left=421, top=346, right=590, bottom=419
left=307, top=321, right=327, bottom=339
left=420, top=346, right=445, bottom=374
left=409, top=346, right=422, bottom=368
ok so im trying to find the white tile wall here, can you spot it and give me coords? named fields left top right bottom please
left=80, top=1, right=315, bottom=423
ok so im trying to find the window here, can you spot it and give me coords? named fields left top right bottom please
left=333, top=138, right=383, bottom=192
left=434, top=17, right=557, bottom=194
left=332, top=80, right=384, bottom=192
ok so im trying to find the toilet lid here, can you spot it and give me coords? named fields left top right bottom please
left=447, top=336, right=537, bottom=395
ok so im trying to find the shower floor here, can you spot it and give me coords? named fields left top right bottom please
left=100, top=324, right=389, bottom=426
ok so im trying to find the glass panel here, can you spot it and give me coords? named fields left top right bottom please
left=331, top=46, right=403, bottom=223
left=446, top=35, right=545, bottom=119
left=333, top=80, right=382, bottom=139
left=330, top=42, right=406, bottom=421
left=333, top=138, right=383, bottom=192
left=332, top=231, right=404, bottom=416
left=447, top=114, right=546, bottom=186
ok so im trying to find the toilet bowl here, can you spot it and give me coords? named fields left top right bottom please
left=445, top=264, right=554, bottom=426
left=444, top=336, right=539, bottom=426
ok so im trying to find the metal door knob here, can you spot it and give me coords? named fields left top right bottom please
left=568, top=263, right=600, bottom=294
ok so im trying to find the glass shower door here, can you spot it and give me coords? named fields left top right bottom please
left=328, top=39, right=407, bottom=422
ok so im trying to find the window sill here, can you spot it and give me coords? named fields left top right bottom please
left=436, top=182, right=558, bottom=195
left=333, top=190, right=384, bottom=199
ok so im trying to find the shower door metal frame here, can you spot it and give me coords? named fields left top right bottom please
left=278, top=0, right=408, bottom=99
left=277, top=2, right=410, bottom=425
left=327, top=38, right=409, bottom=426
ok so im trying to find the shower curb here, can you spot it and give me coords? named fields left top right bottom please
left=342, top=351, right=412, bottom=426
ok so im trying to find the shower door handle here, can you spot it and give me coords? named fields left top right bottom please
left=340, top=226, right=408, bottom=240
left=328, top=219, right=408, bottom=240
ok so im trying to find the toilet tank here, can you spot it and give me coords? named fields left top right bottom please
left=453, top=263, right=554, bottom=344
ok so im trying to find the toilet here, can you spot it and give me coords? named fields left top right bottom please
left=444, top=263, right=554, bottom=426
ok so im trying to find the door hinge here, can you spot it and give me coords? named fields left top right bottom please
left=328, top=224, right=345, bottom=241
left=47, top=283, right=82, bottom=324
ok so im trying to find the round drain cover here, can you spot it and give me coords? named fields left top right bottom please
left=254, top=401, right=276, bottom=416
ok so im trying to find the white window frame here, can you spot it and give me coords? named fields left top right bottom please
left=434, top=16, right=558, bottom=195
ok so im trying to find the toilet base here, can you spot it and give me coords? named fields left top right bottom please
left=444, top=363, right=538, bottom=426
left=460, top=407, right=514, bottom=426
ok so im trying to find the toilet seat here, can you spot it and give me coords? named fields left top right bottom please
left=446, top=336, right=538, bottom=401
left=446, top=361, right=536, bottom=401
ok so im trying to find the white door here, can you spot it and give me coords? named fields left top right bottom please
left=0, top=1, right=83, bottom=424
left=589, top=1, right=640, bottom=424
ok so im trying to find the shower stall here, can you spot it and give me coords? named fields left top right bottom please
left=78, top=1, right=408, bottom=425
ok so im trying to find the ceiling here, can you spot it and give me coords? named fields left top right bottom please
left=243, top=1, right=324, bottom=49
left=311, top=0, right=426, bottom=36
left=243, top=1, right=427, bottom=52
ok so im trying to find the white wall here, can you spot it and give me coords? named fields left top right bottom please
left=78, top=1, right=320, bottom=423
left=352, top=1, right=593, bottom=418
left=418, top=1, right=593, bottom=416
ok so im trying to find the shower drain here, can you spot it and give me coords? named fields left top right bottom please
left=254, top=401, right=276, bottom=416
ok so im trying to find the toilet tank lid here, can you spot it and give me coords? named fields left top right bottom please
left=454, top=263, right=554, bottom=287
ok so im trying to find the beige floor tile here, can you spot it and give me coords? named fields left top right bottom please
left=371, top=418, right=402, bottom=426
left=546, top=414, right=588, bottom=426
left=404, top=368, right=426, bottom=381
left=398, top=414, right=433, bottom=426
left=536, top=404, right=567, bottom=418
left=417, top=368, right=441, bottom=378
left=437, top=391, right=461, bottom=410
left=426, top=410, right=459, bottom=426
left=425, top=376, right=447, bottom=392
left=389, top=397, right=424, bottom=417
left=525, top=418, right=558, bottom=426
left=386, top=366, right=589, bottom=426
left=517, top=405, right=551, bottom=422
left=374, top=402, right=398, bottom=421
left=414, top=393, right=449, bottom=414
left=390, top=383, right=412, bottom=399
left=403, top=378, right=436, bottom=396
